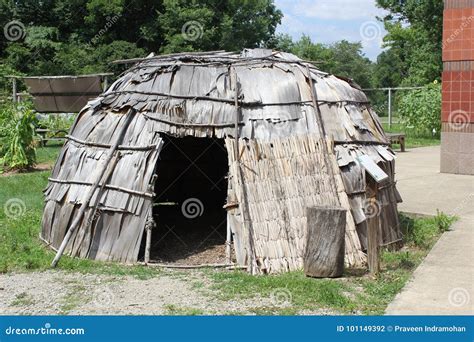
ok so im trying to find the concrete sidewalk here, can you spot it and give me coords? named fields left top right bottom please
left=394, top=146, right=474, bottom=218
left=385, top=146, right=473, bottom=315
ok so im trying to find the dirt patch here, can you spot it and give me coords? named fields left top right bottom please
left=150, top=238, right=228, bottom=266
left=1, top=163, right=52, bottom=177
left=0, top=270, right=334, bottom=315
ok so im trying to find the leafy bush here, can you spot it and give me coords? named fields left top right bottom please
left=397, top=82, right=441, bottom=138
left=0, top=102, right=38, bottom=170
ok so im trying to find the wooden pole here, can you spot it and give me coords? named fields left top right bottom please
left=12, top=78, right=17, bottom=103
left=388, top=88, right=392, bottom=128
left=230, top=67, right=257, bottom=274
left=103, top=76, right=109, bottom=91
left=225, top=66, right=240, bottom=266
left=231, top=67, right=240, bottom=162
left=305, top=65, right=340, bottom=204
left=225, top=220, right=232, bottom=264
left=144, top=223, right=152, bottom=265
left=72, top=152, right=121, bottom=254
left=367, top=181, right=380, bottom=275
left=306, top=65, right=327, bottom=138
left=51, top=108, right=136, bottom=267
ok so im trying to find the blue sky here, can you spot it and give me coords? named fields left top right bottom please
left=275, top=0, right=388, bottom=61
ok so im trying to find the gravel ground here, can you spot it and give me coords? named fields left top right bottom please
left=0, top=270, right=334, bottom=315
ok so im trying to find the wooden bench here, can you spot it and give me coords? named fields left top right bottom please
left=387, top=133, right=406, bottom=152
left=36, top=128, right=68, bottom=146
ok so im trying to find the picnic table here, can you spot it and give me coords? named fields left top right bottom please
left=387, top=133, right=406, bottom=152
left=36, top=128, right=68, bottom=146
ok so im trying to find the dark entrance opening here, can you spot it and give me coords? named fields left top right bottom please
left=147, top=135, right=229, bottom=264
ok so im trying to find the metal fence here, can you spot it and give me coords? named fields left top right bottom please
left=363, top=86, right=424, bottom=128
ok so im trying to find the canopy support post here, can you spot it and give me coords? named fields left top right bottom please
left=388, top=88, right=392, bottom=128
left=12, top=77, right=17, bottom=103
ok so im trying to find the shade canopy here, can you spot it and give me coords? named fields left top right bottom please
left=22, top=74, right=111, bottom=113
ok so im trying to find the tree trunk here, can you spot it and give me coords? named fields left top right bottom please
left=304, top=206, right=346, bottom=278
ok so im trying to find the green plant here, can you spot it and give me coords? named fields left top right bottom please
left=399, top=212, right=456, bottom=249
left=0, top=102, right=38, bottom=170
left=37, top=114, right=75, bottom=139
left=434, top=210, right=458, bottom=233
left=397, top=82, right=441, bottom=138
left=398, top=251, right=415, bottom=269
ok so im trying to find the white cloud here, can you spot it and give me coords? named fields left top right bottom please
left=276, top=0, right=386, bottom=20
left=275, top=0, right=387, bottom=60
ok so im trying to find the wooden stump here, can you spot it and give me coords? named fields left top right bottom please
left=304, top=206, right=346, bottom=278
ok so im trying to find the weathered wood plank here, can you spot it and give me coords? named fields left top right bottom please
left=304, top=206, right=346, bottom=278
left=51, top=109, right=137, bottom=267
left=367, top=197, right=380, bottom=275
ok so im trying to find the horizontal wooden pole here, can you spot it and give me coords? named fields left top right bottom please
left=138, top=262, right=240, bottom=269
left=106, top=90, right=371, bottom=108
left=48, top=178, right=155, bottom=198
left=66, top=135, right=159, bottom=151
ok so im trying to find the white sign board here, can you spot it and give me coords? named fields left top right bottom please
left=356, top=155, right=389, bottom=183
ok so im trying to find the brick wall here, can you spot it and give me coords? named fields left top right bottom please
left=441, top=0, right=474, bottom=175
left=441, top=62, right=474, bottom=123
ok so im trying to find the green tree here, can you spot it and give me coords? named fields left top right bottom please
left=328, top=40, right=374, bottom=89
left=373, top=48, right=404, bottom=88
left=0, top=0, right=283, bottom=79
left=269, top=35, right=374, bottom=89
left=376, top=0, right=443, bottom=86
left=397, top=82, right=442, bottom=137
left=157, top=0, right=282, bottom=53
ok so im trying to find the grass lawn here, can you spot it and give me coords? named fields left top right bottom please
left=381, top=120, right=440, bottom=149
left=36, top=142, right=64, bottom=164
left=0, top=145, right=162, bottom=279
left=0, top=145, right=457, bottom=315
left=205, top=213, right=456, bottom=315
